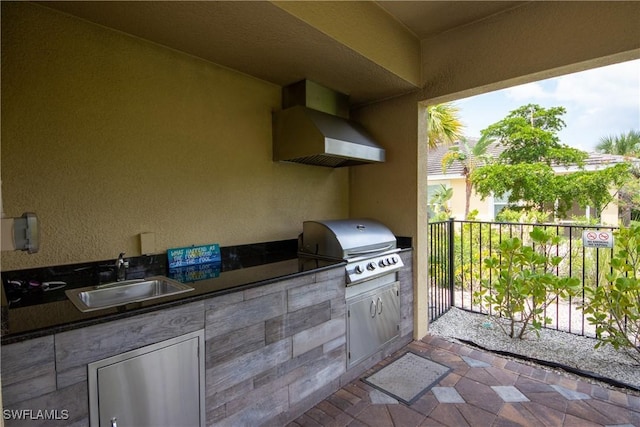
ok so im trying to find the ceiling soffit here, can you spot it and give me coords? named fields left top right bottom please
left=273, top=1, right=421, bottom=86
left=376, top=1, right=527, bottom=39
left=38, top=1, right=421, bottom=106
left=34, top=1, right=637, bottom=107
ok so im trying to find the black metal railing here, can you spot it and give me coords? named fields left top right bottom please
left=428, top=218, right=618, bottom=337
left=428, top=219, right=454, bottom=322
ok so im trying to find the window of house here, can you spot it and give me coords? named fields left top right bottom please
left=492, top=192, right=510, bottom=219
left=427, top=183, right=451, bottom=219
left=563, top=202, right=597, bottom=223
left=427, top=185, right=440, bottom=218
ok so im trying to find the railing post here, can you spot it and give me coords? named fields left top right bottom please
left=448, top=217, right=455, bottom=308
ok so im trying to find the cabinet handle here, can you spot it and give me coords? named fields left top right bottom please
left=377, top=297, right=383, bottom=315
left=370, top=300, right=376, bottom=318
left=111, top=417, right=118, bottom=427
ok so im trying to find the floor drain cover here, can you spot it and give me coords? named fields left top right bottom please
left=363, top=352, right=451, bottom=405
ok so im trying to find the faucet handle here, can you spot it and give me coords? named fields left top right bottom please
left=116, top=252, right=129, bottom=267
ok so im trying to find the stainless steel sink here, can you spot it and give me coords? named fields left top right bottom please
left=66, top=276, right=194, bottom=312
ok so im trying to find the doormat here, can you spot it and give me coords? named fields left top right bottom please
left=363, top=352, right=451, bottom=405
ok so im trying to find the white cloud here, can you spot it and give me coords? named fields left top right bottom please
left=460, top=59, right=640, bottom=151
left=505, top=82, right=550, bottom=100
left=553, top=61, right=640, bottom=108
left=505, top=60, right=639, bottom=108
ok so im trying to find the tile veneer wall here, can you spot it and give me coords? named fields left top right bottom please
left=1, top=251, right=413, bottom=426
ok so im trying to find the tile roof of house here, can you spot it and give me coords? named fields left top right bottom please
left=427, top=139, right=636, bottom=177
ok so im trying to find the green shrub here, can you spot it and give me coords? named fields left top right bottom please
left=495, top=208, right=551, bottom=224
left=474, top=227, right=581, bottom=339
left=495, top=208, right=522, bottom=223
left=582, top=224, right=640, bottom=363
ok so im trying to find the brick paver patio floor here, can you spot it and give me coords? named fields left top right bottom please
left=288, top=335, right=640, bottom=426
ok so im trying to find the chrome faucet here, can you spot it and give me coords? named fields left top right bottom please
left=115, top=252, right=129, bottom=281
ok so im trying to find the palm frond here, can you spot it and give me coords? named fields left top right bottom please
left=427, top=103, right=464, bottom=148
left=596, top=130, right=640, bottom=157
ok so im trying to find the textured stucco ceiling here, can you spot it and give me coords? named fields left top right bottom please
left=38, top=1, right=527, bottom=106
left=377, top=1, right=526, bottom=39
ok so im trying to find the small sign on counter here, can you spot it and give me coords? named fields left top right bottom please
left=167, top=243, right=221, bottom=268
left=169, top=262, right=221, bottom=282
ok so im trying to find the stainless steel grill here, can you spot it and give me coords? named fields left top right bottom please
left=298, top=218, right=404, bottom=285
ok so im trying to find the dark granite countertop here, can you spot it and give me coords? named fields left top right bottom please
left=1, top=237, right=411, bottom=345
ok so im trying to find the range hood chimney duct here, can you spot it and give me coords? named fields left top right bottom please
left=273, top=80, right=385, bottom=167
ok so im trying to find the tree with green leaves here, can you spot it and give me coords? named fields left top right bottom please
left=441, top=135, right=494, bottom=219
left=426, top=103, right=464, bottom=148
left=617, top=163, right=640, bottom=225
left=596, top=130, right=640, bottom=157
left=596, top=130, right=640, bottom=224
left=470, top=104, right=630, bottom=221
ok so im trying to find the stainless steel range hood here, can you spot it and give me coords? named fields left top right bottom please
left=273, top=80, right=385, bottom=168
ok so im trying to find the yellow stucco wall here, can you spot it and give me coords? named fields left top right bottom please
left=1, top=3, right=349, bottom=270
left=600, top=201, right=619, bottom=226
left=429, top=178, right=451, bottom=218
left=421, top=1, right=640, bottom=102
left=350, top=93, right=427, bottom=338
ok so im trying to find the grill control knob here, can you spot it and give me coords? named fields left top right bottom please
left=367, top=262, right=376, bottom=271
left=355, top=265, right=363, bottom=274
left=391, top=257, right=398, bottom=264
left=379, top=260, right=386, bottom=267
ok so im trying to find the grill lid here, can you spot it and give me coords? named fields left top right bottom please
left=299, top=219, right=397, bottom=260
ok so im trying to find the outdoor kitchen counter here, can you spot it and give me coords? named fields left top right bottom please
left=1, top=243, right=413, bottom=426
left=0, top=255, right=347, bottom=344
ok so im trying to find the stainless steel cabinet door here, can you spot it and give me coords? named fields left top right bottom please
left=89, top=330, right=204, bottom=427
left=347, top=282, right=399, bottom=368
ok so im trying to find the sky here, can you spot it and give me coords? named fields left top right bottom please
left=455, top=59, right=640, bottom=152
